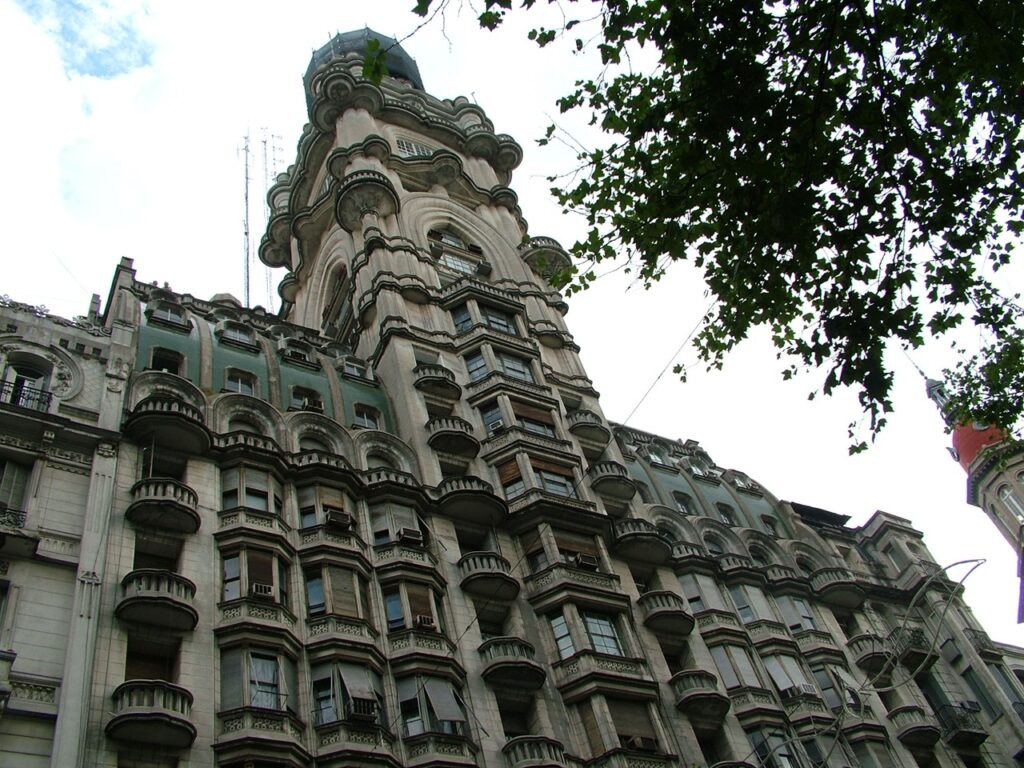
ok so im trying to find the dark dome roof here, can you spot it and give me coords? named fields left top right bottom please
left=304, top=28, right=424, bottom=107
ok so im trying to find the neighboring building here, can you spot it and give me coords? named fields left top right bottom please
left=1, top=27, right=1024, bottom=768
left=925, top=377, right=1024, bottom=621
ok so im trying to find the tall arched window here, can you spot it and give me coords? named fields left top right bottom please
left=998, top=485, right=1024, bottom=522
left=3, top=357, right=52, bottom=411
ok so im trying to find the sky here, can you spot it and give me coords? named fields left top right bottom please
left=1, top=0, right=1021, bottom=645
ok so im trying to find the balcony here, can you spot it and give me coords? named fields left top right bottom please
left=887, top=705, right=941, bottom=751
left=637, top=591, right=694, bottom=637
left=413, top=363, right=462, bottom=400
left=963, top=627, right=1001, bottom=659
left=694, top=608, right=746, bottom=641
left=809, top=567, right=864, bottom=608
left=459, top=551, right=519, bottom=601
left=306, top=615, right=378, bottom=650
left=105, top=680, right=196, bottom=748
left=888, top=627, right=938, bottom=672
left=116, top=570, right=198, bottom=631
left=479, top=637, right=546, bottom=691
left=0, top=380, right=52, bottom=412
left=781, top=688, right=834, bottom=726
left=124, top=394, right=210, bottom=454
left=671, top=540, right=706, bottom=566
left=0, top=505, right=38, bottom=557
left=125, top=478, right=200, bottom=533
left=793, top=629, right=841, bottom=659
left=434, top=475, right=506, bottom=526
left=524, top=563, right=627, bottom=613
left=403, top=730, right=476, bottom=767
left=215, top=706, right=308, bottom=764
left=566, top=410, right=611, bottom=458
left=551, top=651, right=654, bottom=697
left=747, top=619, right=796, bottom=651
left=503, top=736, right=566, bottom=768
left=519, top=236, right=572, bottom=279
left=936, top=704, right=987, bottom=748
left=848, top=633, right=889, bottom=676
left=728, top=685, right=784, bottom=720
left=613, top=519, right=672, bottom=564
left=387, top=628, right=457, bottom=665
left=763, top=564, right=799, bottom=586
left=586, top=461, right=636, bottom=501
left=313, top=715, right=396, bottom=759
left=719, top=553, right=756, bottom=574
left=425, top=416, right=480, bottom=458
left=297, top=523, right=366, bottom=558
left=670, top=670, right=730, bottom=726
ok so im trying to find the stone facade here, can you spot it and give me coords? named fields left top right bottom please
left=1, top=28, right=1023, bottom=768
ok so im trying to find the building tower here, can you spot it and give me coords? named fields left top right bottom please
left=925, top=377, right=1024, bottom=620
left=3, top=26, right=1024, bottom=768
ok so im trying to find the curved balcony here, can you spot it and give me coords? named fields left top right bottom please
left=566, top=410, right=611, bottom=458
left=809, top=567, right=864, bottom=608
left=503, top=735, right=566, bottom=768
left=763, top=564, right=799, bottom=585
left=936, top=704, right=987, bottom=748
left=613, top=519, right=672, bottom=564
left=638, top=591, right=694, bottom=637
left=670, top=670, right=730, bottom=724
left=124, top=394, right=210, bottom=454
left=848, top=633, right=889, bottom=676
left=434, top=475, right=506, bottom=526
left=586, top=461, right=636, bottom=501
left=747, top=619, right=797, bottom=651
left=106, top=679, right=196, bottom=748
left=888, top=705, right=941, bottom=751
left=519, top=236, right=571, bottom=279
left=793, top=629, right=841, bottom=658
left=116, top=569, right=198, bottom=631
left=480, top=637, right=546, bottom=691
left=888, top=627, right=938, bottom=672
left=413, top=363, right=461, bottom=400
left=425, top=416, right=480, bottom=458
left=125, top=478, right=200, bottom=533
left=458, top=551, right=519, bottom=601
left=694, top=608, right=746, bottom=641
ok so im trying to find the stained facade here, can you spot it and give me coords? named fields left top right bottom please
left=0, top=28, right=1023, bottom=768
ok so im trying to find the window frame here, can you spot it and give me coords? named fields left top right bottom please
left=582, top=611, right=625, bottom=656
left=220, top=547, right=291, bottom=607
left=550, top=611, right=577, bottom=659
left=464, top=351, right=489, bottom=382
left=495, top=351, right=535, bottom=383
left=224, top=368, right=257, bottom=396
left=381, top=581, right=444, bottom=633
left=220, top=646, right=298, bottom=714
left=353, top=404, right=381, bottom=430
left=221, top=465, right=282, bottom=515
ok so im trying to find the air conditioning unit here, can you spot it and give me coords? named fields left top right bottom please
left=475, top=260, right=493, bottom=276
left=573, top=553, right=600, bottom=571
left=487, top=419, right=505, bottom=435
left=960, top=700, right=982, bottom=712
left=623, top=735, right=658, bottom=752
left=399, top=527, right=424, bottom=545
left=415, top=614, right=437, bottom=630
left=250, top=582, right=275, bottom=599
left=346, top=697, right=378, bottom=722
left=325, top=509, right=353, bottom=530
left=780, top=683, right=818, bottom=700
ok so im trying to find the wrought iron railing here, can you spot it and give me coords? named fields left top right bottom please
left=0, top=380, right=51, bottom=411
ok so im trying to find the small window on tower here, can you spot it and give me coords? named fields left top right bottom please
left=395, top=137, right=434, bottom=158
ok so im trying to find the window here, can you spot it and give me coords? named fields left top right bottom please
left=3, top=362, right=50, bottom=410
left=647, top=446, right=670, bottom=466
left=221, top=549, right=290, bottom=606
left=369, top=502, right=421, bottom=545
left=715, top=503, right=736, bottom=525
left=533, top=460, right=577, bottom=497
left=311, top=662, right=385, bottom=725
left=777, top=595, right=818, bottom=632
left=583, top=611, right=624, bottom=656
left=729, top=585, right=756, bottom=623
left=396, top=137, right=434, bottom=157
left=480, top=402, right=504, bottom=434
left=608, top=698, right=659, bottom=752
left=343, top=359, right=369, bottom=378
left=496, top=351, right=535, bottom=383
left=304, top=565, right=372, bottom=623
left=550, top=612, right=576, bottom=659
left=465, top=351, right=489, bottom=382
left=221, top=324, right=253, bottom=345
left=704, top=536, right=724, bottom=556
left=451, top=305, right=473, bottom=333
left=439, top=251, right=476, bottom=274
left=220, top=647, right=298, bottom=713
left=221, top=466, right=282, bottom=515
left=962, top=667, right=1000, bottom=721
left=672, top=492, right=692, bottom=514
left=151, top=347, right=183, bottom=375
left=988, top=663, right=1024, bottom=709
left=397, top=676, right=467, bottom=737
left=498, top=459, right=525, bottom=499
left=998, top=485, right=1024, bottom=521
left=711, top=644, right=762, bottom=689
left=481, top=305, right=517, bottom=335
left=0, top=458, right=30, bottom=512
left=150, top=303, right=186, bottom=325
left=512, top=401, right=555, bottom=436
left=883, top=545, right=909, bottom=570
left=289, top=386, right=323, bottom=412
left=762, top=515, right=780, bottom=537
left=297, top=485, right=351, bottom=529
left=763, top=654, right=811, bottom=694
left=381, top=581, right=443, bottom=633
left=811, top=665, right=860, bottom=711
left=353, top=404, right=380, bottom=429
left=224, top=369, right=256, bottom=396
left=746, top=728, right=803, bottom=768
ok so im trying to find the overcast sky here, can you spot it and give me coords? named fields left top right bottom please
left=2, top=0, right=1021, bottom=644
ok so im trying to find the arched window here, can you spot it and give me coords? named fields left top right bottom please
left=299, top=435, right=330, bottom=453
left=3, top=359, right=51, bottom=410
left=228, top=416, right=261, bottom=435
left=749, top=547, right=770, bottom=567
left=705, top=536, right=725, bottom=556
left=761, top=516, right=780, bottom=537
left=367, top=452, right=396, bottom=470
left=998, top=485, right=1024, bottom=522
left=796, top=558, right=815, bottom=576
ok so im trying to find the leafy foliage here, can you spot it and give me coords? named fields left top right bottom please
left=406, top=0, right=1024, bottom=448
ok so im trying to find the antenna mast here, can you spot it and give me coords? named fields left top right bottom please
left=242, top=132, right=251, bottom=307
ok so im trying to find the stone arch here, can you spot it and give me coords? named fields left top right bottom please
left=783, top=541, right=827, bottom=574
left=212, top=393, right=286, bottom=442
left=283, top=411, right=354, bottom=456
left=737, top=529, right=790, bottom=566
left=128, top=369, right=206, bottom=412
left=401, top=195, right=519, bottom=272
left=0, top=339, right=83, bottom=401
left=353, top=430, right=420, bottom=476
left=693, top=519, right=747, bottom=555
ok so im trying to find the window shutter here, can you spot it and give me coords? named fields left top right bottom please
left=320, top=486, right=347, bottom=510
left=497, top=459, right=522, bottom=484
left=248, top=468, right=269, bottom=491
left=329, top=566, right=358, bottom=617
left=297, top=486, right=316, bottom=508
left=424, top=678, right=465, bottom=722
left=338, top=662, right=376, bottom=699
left=358, top=575, right=373, bottom=626
left=519, top=528, right=543, bottom=554
left=220, top=648, right=242, bottom=709
left=554, top=529, right=598, bottom=556
left=407, top=583, right=434, bottom=620
left=282, top=656, right=298, bottom=712
left=607, top=698, right=656, bottom=738
left=530, top=457, right=573, bottom=476
left=247, top=550, right=274, bottom=585
left=778, top=597, right=804, bottom=631
left=391, top=503, right=417, bottom=531
left=511, top=401, right=553, bottom=424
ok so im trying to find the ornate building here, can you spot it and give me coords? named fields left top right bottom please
left=1, top=28, right=1023, bottom=768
